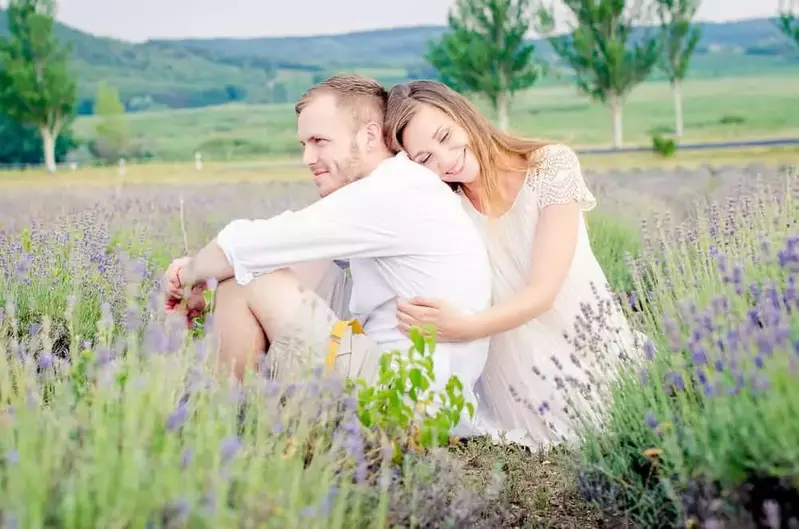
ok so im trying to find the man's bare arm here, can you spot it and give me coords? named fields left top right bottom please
left=181, top=238, right=235, bottom=288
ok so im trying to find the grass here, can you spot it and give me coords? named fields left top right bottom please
left=68, top=73, right=799, bottom=162
left=3, top=144, right=798, bottom=190
left=1, top=157, right=798, bottom=527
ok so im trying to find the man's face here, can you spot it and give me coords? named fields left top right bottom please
left=297, top=94, right=366, bottom=197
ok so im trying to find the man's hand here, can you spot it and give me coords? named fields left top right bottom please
left=163, top=257, right=208, bottom=327
left=183, top=283, right=208, bottom=324
left=163, top=257, right=192, bottom=311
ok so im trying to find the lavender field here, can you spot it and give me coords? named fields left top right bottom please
left=1, top=160, right=799, bottom=528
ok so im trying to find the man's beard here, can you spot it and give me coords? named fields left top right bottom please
left=341, top=140, right=364, bottom=184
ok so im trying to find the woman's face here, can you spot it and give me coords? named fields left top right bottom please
left=400, top=103, right=480, bottom=184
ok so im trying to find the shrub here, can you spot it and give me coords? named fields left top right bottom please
left=652, top=135, right=677, bottom=158
left=577, top=170, right=799, bottom=527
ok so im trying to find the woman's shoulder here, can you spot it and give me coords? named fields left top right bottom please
left=526, top=143, right=581, bottom=178
left=524, top=143, right=596, bottom=211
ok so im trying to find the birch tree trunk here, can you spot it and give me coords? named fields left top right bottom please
left=609, top=93, right=623, bottom=149
left=40, top=127, right=57, bottom=173
left=673, top=78, right=684, bottom=138
left=497, top=90, right=510, bottom=131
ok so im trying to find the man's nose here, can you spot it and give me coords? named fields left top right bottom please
left=302, top=145, right=317, bottom=167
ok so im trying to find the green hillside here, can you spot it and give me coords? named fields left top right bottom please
left=1, top=9, right=797, bottom=114
left=0, top=9, right=314, bottom=112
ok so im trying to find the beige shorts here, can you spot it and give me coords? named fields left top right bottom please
left=263, top=263, right=381, bottom=384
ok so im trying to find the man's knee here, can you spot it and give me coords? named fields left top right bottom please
left=214, top=277, right=246, bottom=306
left=218, top=269, right=304, bottom=339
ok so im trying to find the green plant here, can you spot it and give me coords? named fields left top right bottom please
left=577, top=170, right=799, bottom=527
left=586, top=211, right=643, bottom=295
left=718, top=114, right=745, bottom=125
left=354, top=326, right=475, bottom=463
left=651, top=134, right=677, bottom=157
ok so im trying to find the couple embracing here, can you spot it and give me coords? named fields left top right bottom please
left=163, top=74, right=642, bottom=449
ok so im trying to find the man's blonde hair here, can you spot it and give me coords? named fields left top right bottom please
left=295, top=74, right=389, bottom=129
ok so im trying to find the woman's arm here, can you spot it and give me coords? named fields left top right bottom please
left=466, top=144, right=596, bottom=340
left=464, top=201, right=581, bottom=340
left=396, top=144, right=596, bottom=342
left=466, top=145, right=595, bottom=340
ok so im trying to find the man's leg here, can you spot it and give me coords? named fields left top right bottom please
left=211, top=261, right=343, bottom=381
left=212, top=276, right=268, bottom=380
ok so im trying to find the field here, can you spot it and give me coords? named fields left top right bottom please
left=69, top=73, right=799, bottom=162
left=2, top=143, right=799, bottom=527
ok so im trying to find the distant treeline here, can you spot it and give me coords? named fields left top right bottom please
left=2, top=7, right=795, bottom=116
left=0, top=6, right=799, bottom=115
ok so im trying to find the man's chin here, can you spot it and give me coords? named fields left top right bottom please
left=317, top=184, right=336, bottom=198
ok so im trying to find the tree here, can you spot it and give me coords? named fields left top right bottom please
left=0, top=111, right=76, bottom=166
left=0, top=0, right=76, bottom=172
left=655, top=0, right=702, bottom=138
left=777, top=0, right=799, bottom=49
left=90, top=82, right=130, bottom=162
left=543, top=0, right=661, bottom=148
left=425, top=0, right=544, bottom=131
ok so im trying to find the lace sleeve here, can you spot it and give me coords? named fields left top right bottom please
left=526, top=144, right=597, bottom=211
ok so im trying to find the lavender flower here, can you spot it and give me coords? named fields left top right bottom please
left=165, top=402, right=189, bottom=432
left=219, top=436, right=241, bottom=465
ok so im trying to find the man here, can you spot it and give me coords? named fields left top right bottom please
left=164, top=74, right=491, bottom=411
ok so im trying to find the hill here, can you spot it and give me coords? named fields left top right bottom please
left=156, top=18, right=794, bottom=68
left=0, top=9, right=316, bottom=113
left=1, top=10, right=798, bottom=114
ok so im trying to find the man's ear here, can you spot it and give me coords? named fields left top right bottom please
left=363, top=121, right=384, bottom=152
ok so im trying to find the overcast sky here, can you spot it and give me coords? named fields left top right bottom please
left=14, top=0, right=786, bottom=42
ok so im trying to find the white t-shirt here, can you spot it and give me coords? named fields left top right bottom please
left=216, top=152, right=492, bottom=404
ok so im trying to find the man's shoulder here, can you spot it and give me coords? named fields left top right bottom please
left=372, top=153, right=451, bottom=190
left=375, top=152, right=433, bottom=177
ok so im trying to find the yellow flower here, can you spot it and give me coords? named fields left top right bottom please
left=643, top=447, right=663, bottom=459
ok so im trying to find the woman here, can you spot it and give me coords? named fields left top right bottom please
left=384, top=80, right=643, bottom=449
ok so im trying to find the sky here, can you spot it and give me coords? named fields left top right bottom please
left=17, top=0, right=787, bottom=42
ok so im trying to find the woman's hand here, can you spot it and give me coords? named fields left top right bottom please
left=396, top=297, right=475, bottom=342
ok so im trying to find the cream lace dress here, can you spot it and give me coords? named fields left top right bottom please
left=461, top=144, right=643, bottom=449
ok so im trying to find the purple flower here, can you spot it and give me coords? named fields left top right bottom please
left=4, top=450, right=19, bottom=465
left=645, top=411, right=659, bottom=430
left=643, top=340, right=656, bottom=360
left=123, top=307, right=141, bottom=333
left=219, top=436, right=241, bottom=465
left=165, top=402, right=189, bottom=432
left=28, top=323, right=41, bottom=338
left=38, top=352, right=53, bottom=370
left=180, top=448, right=193, bottom=469
left=690, top=344, right=708, bottom=366
left=14, top=254, right=31, bottom=280
left=143, top=325, right=168, bottom=353
left=665, top=370, right=685, bottom=392
left=537, top=401, right=551, bottom=415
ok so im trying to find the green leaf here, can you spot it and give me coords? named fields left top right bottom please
left=409, top=368, right=424, bottom=389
